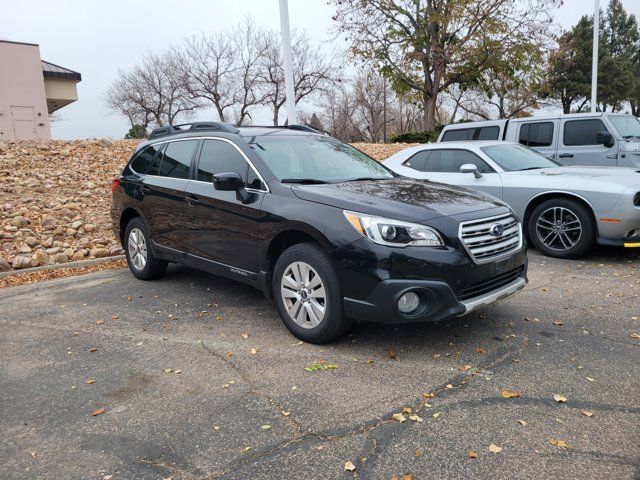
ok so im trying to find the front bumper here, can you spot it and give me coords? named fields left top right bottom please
left=343, top=273, right=527, bottom=324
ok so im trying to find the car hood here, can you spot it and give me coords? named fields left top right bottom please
left=291, top=178, right=506, bottom=222
left=508, top=166, right=640, bottom=189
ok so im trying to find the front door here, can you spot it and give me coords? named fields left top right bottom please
left=184, top=138, right=266, bottom=277
left=557, top=118, right=617, bottom=166
left=411, top=148, right=503, bottom=199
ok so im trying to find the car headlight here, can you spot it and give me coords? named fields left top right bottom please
left=343, top=211, right=444, bottom=247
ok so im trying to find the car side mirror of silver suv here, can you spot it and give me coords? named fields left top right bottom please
left=597, top=131, right=615, bottom=148
left=460, top=163, right=482, bottom=178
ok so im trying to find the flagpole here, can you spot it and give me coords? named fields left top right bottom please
left=279, top=0, right=297, bottom=125
left=590, top=0, right=600, bottom=112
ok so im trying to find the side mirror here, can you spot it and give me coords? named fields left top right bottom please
left=213, top=171, right=244, bottom=191
left=597, top=131, right=614, bottom=148
left=460, top=163, right=482, bottom=178
left=213, top=171, right=251, bottom=203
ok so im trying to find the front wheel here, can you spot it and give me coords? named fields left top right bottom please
left=527, top=198, right=595, bottom=259
left=273, top=243, right=352, bottom=343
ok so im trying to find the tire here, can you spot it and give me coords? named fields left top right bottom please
left=527, top=198, right=595, bottom=259
left=124, top=217, right=168, bottom=280
left=272, top=243, right=352, bottom=343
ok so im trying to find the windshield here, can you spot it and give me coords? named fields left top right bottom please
left=245, top=135, right=394, bottom=183
left=608, top=115, right=640, bottom=139
left=481, top=144, right=561, bottom=171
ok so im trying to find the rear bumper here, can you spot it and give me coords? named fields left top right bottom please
left=343, top=268, right=527, bottom=324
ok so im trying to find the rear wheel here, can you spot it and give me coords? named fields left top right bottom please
left=273, top=243, right=352, bottom=343
left=124, top=217, right=168, bottom=280
left=527, top=198, right=595, bottom=259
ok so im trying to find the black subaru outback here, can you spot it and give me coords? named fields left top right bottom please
left=111, top=122, right=527, bottom=343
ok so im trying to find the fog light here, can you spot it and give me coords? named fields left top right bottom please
left=398, top=291, right=420, bottom=314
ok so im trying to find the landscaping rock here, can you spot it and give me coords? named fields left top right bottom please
left=11, top=256, right=31, bottom=269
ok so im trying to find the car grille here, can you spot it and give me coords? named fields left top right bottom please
left=459, top=213, right=522, bottom=263
left=457, top=266, right=525, bottom=301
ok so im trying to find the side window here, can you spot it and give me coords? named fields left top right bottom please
left=563, top=119, right=609, bottom=146
left=441, top=128, right=470, bottom=141
left=157, top=140, right=198, bottom=179
left=130, top=145, right=160, bottom=175
left=197, top=139, right=262, bottom=189
left=403, top=151, right=430, bottom=171
left=424, top=149, right=493, bottom=173
left=476, top=126, right=500, bottom=140
left=519, top=122, right=554, bottom=147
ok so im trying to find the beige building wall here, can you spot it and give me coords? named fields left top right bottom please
left=0, top=41, right=52, bottom=140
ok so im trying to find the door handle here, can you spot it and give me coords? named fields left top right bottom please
left=558, top=153, right=574, bottom=158
left=185, top=195, right=200, bottom=206
left=606, top=153, right=617, bottom=159
left=140, top=185, right=151, bottom=195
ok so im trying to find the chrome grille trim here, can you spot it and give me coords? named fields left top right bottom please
left=459, top=213, right=523, bottom=264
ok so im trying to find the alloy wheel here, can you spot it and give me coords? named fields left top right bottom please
left=127, top=227, right=148, bottom=270
left=535, top=207, right=582, bottom=252
left=280, top=261, right=326, bottom=329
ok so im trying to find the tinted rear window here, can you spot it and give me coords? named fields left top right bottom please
left=130, top=145, right=160, bottom=175
left=519, top=122, right=554, bottom=147
left=157, top=140, right=199, bottom=179
left=442, top=126, right=499, bottom=141
left=441, top=129, right=471, bottom=141
left=477, top=126, right=499, bottom=140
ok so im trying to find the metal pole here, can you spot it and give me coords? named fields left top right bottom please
left=279, top=0, right=297, bottom=125
left=590, top=0, right=600, bottom=113
left=383, top=76, right=387, bottom=142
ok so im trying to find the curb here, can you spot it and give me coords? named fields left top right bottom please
left=0, top=255, right=126, bottom=278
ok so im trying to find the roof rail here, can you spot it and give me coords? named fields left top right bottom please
left=242, top=124, right=327, bottom=135
left=147, top=122, right=240, bottom=140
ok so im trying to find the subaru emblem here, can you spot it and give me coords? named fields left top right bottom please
left=489, top=223, right=504, bottom=237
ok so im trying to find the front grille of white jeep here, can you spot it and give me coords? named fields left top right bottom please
left=459, top=213, right=522, bottom=263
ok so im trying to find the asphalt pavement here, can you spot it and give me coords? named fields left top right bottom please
left=1, top=248, right=639, bottom=479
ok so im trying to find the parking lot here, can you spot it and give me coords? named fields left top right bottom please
left=1, top=248, right=639, bottom=479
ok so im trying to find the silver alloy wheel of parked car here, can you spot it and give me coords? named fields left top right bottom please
left=127, top=227, right=148, bottom=270
left=535, top=206, right=583, bottom=252
left=280, top=261, right=326, bottom=329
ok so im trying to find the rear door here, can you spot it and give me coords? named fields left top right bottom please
left=516, top=120, right=557, bottom=159
left=138, top=139, right=199, bottom=252
left=184, top=138, right=266, bottom=276
left=557, top=118, right=616, bottom=166
left=405, top=148, right=503, bottom=199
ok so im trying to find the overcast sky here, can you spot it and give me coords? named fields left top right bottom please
left=2, top=0, right=639, bottom=140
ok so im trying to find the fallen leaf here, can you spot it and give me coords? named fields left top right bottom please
left=89, top=347, right=98, bottom=352
left=261, top=424, right=271, bottom=430
left=226, top=351, right=233, bottom=357
left=86, top=379, right=95, bottom=384
left=632, top=316, right=639, bottom=320
left=392, top=413, right=407, bottom=423
left=163, top=368, right=173, bottom=373
left=500, top=389, right=522, bottom=399
left=95, top=319, right=105, bottom=325
left=402, top=407, right=413, bottom=414
left=240, top=446, right=252, bottom=454
left=586, top=377, right=595, bottom=382
left=92, top=408, right=105, bottom=416
left=387, top=349, right=398, bottom=360
left=408, top=414, right=423, bottom=423
left=581, top=410, right=594, bottom=417
left=549, top=438, right=568, bottom=449
left=366, top=359, right=374, bottom=364
left=136, top=341, right=143, bottom=346
left=241, top=333, right=249, bottom=339
left=402, top=475, right=413, bottom=480
left=476, top=347, right=486, bottom=354
left=250, top=348, right=258, bottom=355
left=422, top=392, right=434, bottom=399
left=489, top=444, right=502, bottom=453
left=553, top=394, right=567, bottom=403
left=344, top=461, right=356, bottom=471
left=553, top=320, right=564, bottom=326
left=111, top=315, right=119, bottom=320
left=432, top=412, right=441, bottom=418
left=445, top=384, right=454, bottom=390
left=630, top=333, right=640, bottom=339
left=304, top=361, right=338, bottom=372
left=541, top=287, right=550, bottom=292
left=174, top=369, right=182, bottom=374
left=415, top=449, right=424, bottom=457
left=518, top=420, right=527, bottom=426
left=468, top=450, right=478, bottom=459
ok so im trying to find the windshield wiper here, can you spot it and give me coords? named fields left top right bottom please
left=342, top=176, right=389, bottom=182
left=518, top=167, right=544, bottom=171
left=280, top=178, right=329, bottom=184
left=623, top=135, right=640, bottom=140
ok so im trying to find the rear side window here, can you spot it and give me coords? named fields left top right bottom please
left=157, top=140, right=198, bottom=179
left=519, top=122, right=554, bottom=147
left=403, top=151, right=430, bottom=171
left=424, top=149, right=493, bottom=173
left=477, top=126, right=500, bottom=140
left=197, top=139, right=262, bottom=188
left=441, top=129, right=471, bottom=141
left=563, top=119, right=609, bottom=146
left=130, top=145, right=160, bottom=175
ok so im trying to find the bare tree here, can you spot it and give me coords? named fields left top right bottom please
left=104, top=49, right=200, bottom=128
left=353, top=70, right=386, bottom=142
left=179, top=33, right=238, bottom=122
left=260, top=30, right=338, bottom=125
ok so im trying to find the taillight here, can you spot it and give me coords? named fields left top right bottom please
left=111, top=178, right=120, bottom=192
